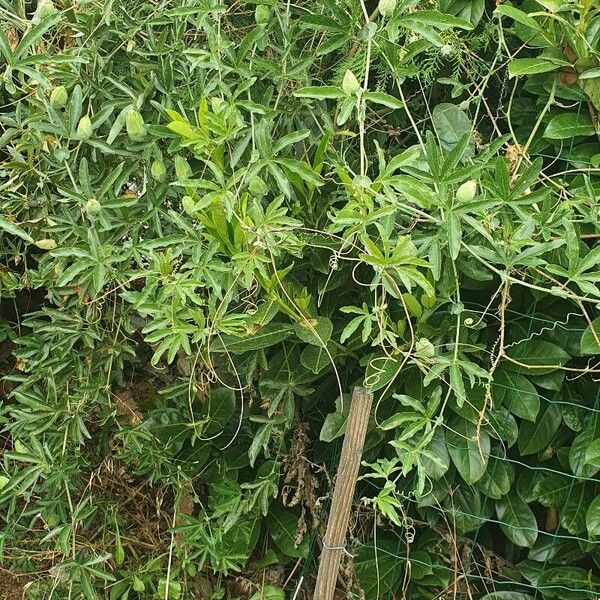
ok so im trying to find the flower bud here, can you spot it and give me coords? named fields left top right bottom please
left=50, top=85, right=68, bottom=109
left=85, top=198, right=101, bottom=214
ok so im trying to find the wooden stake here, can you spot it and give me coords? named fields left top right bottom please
left=313, top=386, right=373, bottom=600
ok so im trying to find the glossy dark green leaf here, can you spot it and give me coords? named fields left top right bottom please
left=475, top=457, right=512, bottom=499
left=355, top=537, right=404, bottom=598
left=569, top=411, right=600, bottom=477
left=300, top=343, right=336, bottom=374
left=205, top=387, right=236, bottom=435
left=535, top=473, right=572, bottom=508
left=496, top=493, right=538, bottom=547
left=561, top=483, right=591, bottom=535
left=537, top=566, right=600, bottom=599
left=444, top=485, right=486, bottom=533
left=294, top=316, right=333, bottom=346
left=586, top=495, right=600, bottom=537
left=543, top=113, right=596, bottom=140
left=211, top=323, right=293, bottom=354
left=518, top=404, right=561, bottom=456
left=493, top=369, right=540, bottom=422
left=265, top=504, right=309, bottom=558
left=580, top=317, right=600, bottom=355
left=447, top=417, right=490, bottom=484
left=505, top=340, right=570, bottom=375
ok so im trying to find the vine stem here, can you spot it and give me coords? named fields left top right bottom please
left=359, top=0, right=372, bottom=178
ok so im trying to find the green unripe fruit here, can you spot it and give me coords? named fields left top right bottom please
left=456, top=180, right=477, bottom=202
left=125, top=108, right=146, bottom=142
left=415, top=338, right=435, bottom=359
left=50, top=86, right=68, bottom=109
left=33, top=0, right=57, bottom=24
left=342, top=69, right=360, bottom=95
left=182, top=195, right=197, bottom=216
left=85, top=198, right=101, bottom=214
left=255, top=4, right=270, bottom=24
left=248, top=175, right=268, bottom=196
left=175, top=156, right=192, bottom=180
left=34, top=238, right=57, bottom=250
left=378, top=0, right=397, bottom=18
left=77, top=116, right=94, bottom=140
left=421, top=293, right=436, bottom=309
left=151, top=159, right=166, bottom=182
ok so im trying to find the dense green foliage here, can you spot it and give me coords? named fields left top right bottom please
left=1, top=0, right=600, bottom=598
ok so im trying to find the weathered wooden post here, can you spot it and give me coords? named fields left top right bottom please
left=313, top=386, right=373, bottom=600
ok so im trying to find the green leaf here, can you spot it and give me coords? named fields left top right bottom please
left=0, top=216, right=33, bottom=243
left=440, top=0, right=485, bottom=27
left=569, top=411, right=600, bottom=477
left=205, top=388, right=236, bottom=436
left=320, top=406, right=349, bottom=442
left=249, top=586, right=285, bottom=600
left=537, top=566, right=600, bottom=599
left=365, top=353, right=402, bottom=391
left=475, top=457, right=512, bottom=499
left=518, top=404, right=562, bottom=456
left=432, top=103, right=474, bottom=152
left=447, top=417, right=490, bottom=484
left=480, top=594, right=535, bottom=600
left=293, top=86, right=344, bottom=99
left=300, top=343, right=335, bottom=374
left=14, top=13, right=62, bottom=61
left=579, top=68, right=600, bottom=80
left=265, top=504, right=309, bottom=558
left=580, top=317, right=600, bottom=355
left=536, top=473, right=571, bottom=508
left=409, top=10, right=473, bottom=30
left=585, top=437, right=600, bottom=468
left=211, top=323, right=293, bottom=354
left=355, top=538, right=404, bottom=598
left=272, top=129, right=310, bottom=154
left=494, top=5, right=541, bottom=31
left=508, top=57, right=567, bottom=77
left=493, top=369, right=540, bottom=422
left=496, top=492, right=538, bottom=547
left=505, top=339, right=570, bottom=374
left=543, top=113, right=596, bottom=140
left=561, top=483, right=590, bottom=535
left=363, top=91, right=405, bottom=110
left=276, top=158, right=324, bottom=187
left=586, top=495, right=600, bottom=536
left=444, top=485, right=486, bottom=533
left=294, top=316, right=333, bottom=346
